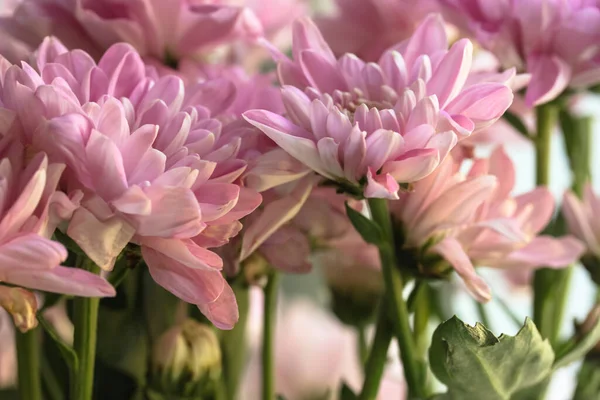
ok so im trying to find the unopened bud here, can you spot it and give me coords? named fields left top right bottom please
left=151, top=319, right=222, bottom=397
left=0, top=287, right=38, bottom=332
left=320, top=249, right=383, bottom=328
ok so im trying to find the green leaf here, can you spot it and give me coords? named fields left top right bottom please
left=340, top=382, right=358, bottom=400
left=37, top=315, right=79, bottom=375
left=554, top=315, right=600, bottom=369
left=429, top=316, right=554, bottom=400
left=345, top=202, right=384, bottom=246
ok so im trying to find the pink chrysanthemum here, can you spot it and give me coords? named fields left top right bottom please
left=0, top=38, right=261, bottom=329
left=244, top=15, right=514, bottom=199
left=440, top=0, right=600, bottom=106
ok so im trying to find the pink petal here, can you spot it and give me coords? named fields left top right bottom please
left=525, top=55, right=572, bottom=107
left=144, top=247, right=225, bottom=305
left=300, top=50, right=348, bottom=94
left=243, top=110, right=331, bottom=179
left=445, top=83, right=513, bottom=130
left=563, top=190, right=599, bottom=254
left=380, top=148, right=439, bottom=183
left=240, top=176, right=314, bottom=260
left=0, top=234, right=66, bottom=275
left=67, top=207, right=135, bottom=270
left=365, top=168, right=399, bottom=200
left=427, top=39, right=473, bottom=107
left=197, top=283, right=239, bottom=330
left=5, top=266, right=116, bottom=297
left=140, top=237, right=222, bottom=270
left=503, top=236, right=585, bottom=269
left=431, top=237, right=491, bottom=303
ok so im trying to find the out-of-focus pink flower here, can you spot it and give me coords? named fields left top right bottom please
left=440, top=0, right=600, bottom=106
left=244, top=15, right=514, bottom=199
left=241, top=294, right=363, bottom=400
left=0, top=140, right=115, bottom=330
left=456, top=147, right=585, bottom=272
left=0, top=0, right=263, bottom=64
left=316, top=0, right=437, bottom=61
left=563, top=184, right=600, bottom=258
left=390, top=147, right=584, bottom=302
left=0, top=38, right=262, bottom=329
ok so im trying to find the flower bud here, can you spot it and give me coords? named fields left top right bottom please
left=319, top=247, right=383, bottom=328
left=151, top=319, right=222, bottom=397
left=0, top=287, right=38, bottom=332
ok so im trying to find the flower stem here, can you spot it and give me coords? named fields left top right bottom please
left=16, top=327, right=42, bottom=400
left=476, top=301, right=491, bottom=329
left=221, top=279, right=250, bottom=400
left=358, top=309, right=392, bottom=400
left=73, top=258, right=101, bottom=400
left=532, top=103, right=561, bottom=347
left=262, top=270, right=280, bottom=400
left=358, top=326, right=369, bottom=367
left=367, top=198, right=424, bottom=398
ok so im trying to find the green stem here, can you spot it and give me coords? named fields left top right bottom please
left=532, top=103, right=560, bottom=346
left=413, top=282, right=430, bottom=357
left=41, top=352, right=65, bottom=400
left=358, top=309, right=392, bottom=400
left=16, top=328, right=42, bottom=400
left=367, top=198, right=424, bottom=398
left=476, top=301, right=491, bottom=329
left=262, top=271, right=280, bottom=400
left=358, top=327, right=369, bottom=367
left=73, top=258, right=101, bottom=400
left=221, top=280, right=250, bottom=400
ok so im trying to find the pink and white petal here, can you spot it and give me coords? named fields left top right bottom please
left=502, top=236, right=585, bottom=269
left=135, top=186, right=203, bottom=238
left=427, top=39, right=473, bottom=108
left=381, top=148, right=439, bottom=183
left=243, top=110, right=332, bottom=179
left=300, top=50, right=348, bottom=94
left=5, top=266, right=116, bottom=297
left=563, top=191, right=600, bottom=253
left=144, top=247, right=225, bottom=305
left=111, top=186, right=152, bottom=216
left=317, top=137, right=344, bottom=178
left=364, top=129, right=404, bottom=172
left=525, top=55, right=572, bottom=107
left=430, top=237, right=491, bottom=303
left=67, top=207, right=134, bottom=271
left=365, top=168, right=399, bottom=200
left=141, top=237, right=222, bottom=270
left=445, top=83, right=513, bottom=128
left=292, top=17, right=336, bottom=64
left=0, top=234, right=66, bottom=274
left=240, top=176, right=314, bottom=261
left=197, top=283, right=239, bottom=330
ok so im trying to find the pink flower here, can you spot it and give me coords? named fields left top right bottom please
left=390, top=147, right=584, bottom=302
left=455, top=147, right=585, bottom=272
left=0, top=0, right=263, bottom=64
left=0, top=38, right=262, bottom=329
left=563, top=184, right=600, bottom=258
left=244, top=15, right=514, bottom=199
left=0, top=140, right=115, bottom=330
left=316, top=0, right=437, bottom=61
left=440, top=0, right=600, bottom=106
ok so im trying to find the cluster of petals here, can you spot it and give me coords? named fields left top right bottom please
left=0, top=37, right=261, bottom=329
left=563, top=184, right=600, bottom=259
left=0, top=0, right=263, bottom=65
left=315, top=0, right=437, bottom=61
left=390, top=147, right=585, bottom=302
left=0, top=139, right=115, bottom=331
left=440, top=0, right=600, bottom=106
left=244, top=14, right=514, bottom=199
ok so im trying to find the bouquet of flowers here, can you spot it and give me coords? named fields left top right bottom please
left=0, top=0, right=600, bottom=399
